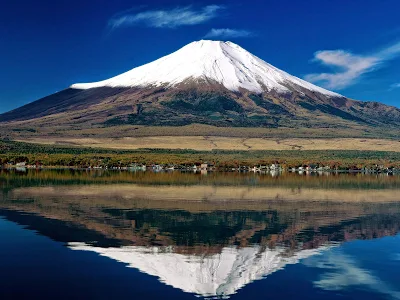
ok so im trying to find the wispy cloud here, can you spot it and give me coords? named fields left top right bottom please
left=204, top=28, right=254, bottom=39
left=109, top=5, right=224, bottom=29
left=389, top=83, right=400, bottom=90
left=305, top=41, right=400, bottom=90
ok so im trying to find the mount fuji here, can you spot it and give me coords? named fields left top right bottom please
left=1, top=40, right=399, bottom=135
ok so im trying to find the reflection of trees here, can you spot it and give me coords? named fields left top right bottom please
left=1, top=169, right=400, bottom=190
left=102, top=208, right=400, bottom=253
left=1, top=189, right=400, bottom=255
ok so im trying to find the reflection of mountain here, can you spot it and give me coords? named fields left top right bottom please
left=0, top=172, right=400, bottom=298
left=1, top=184, right=400, bottom=251
left=70, top=243, right=331, bottom=298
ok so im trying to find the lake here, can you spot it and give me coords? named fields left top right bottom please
left=0, top=169, right=399, bottom=299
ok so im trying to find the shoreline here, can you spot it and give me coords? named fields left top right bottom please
left=2, top=165, right=399, bottom=174
left=2, top=139, right=400, bottom=172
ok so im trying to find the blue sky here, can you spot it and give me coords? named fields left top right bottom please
left=1, top=0, right=399, bottom=113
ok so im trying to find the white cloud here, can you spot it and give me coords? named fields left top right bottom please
left=109, top=5, right=224, bottom=29
left=204, top=28, right=254, bottom=39
left=305, top=41, right=400, bottom=90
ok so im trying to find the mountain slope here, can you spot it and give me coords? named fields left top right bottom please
left=1, top=40, right=399, bottom=138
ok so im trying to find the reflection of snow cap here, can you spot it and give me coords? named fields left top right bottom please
left=69, top=243, right=331, bottom=298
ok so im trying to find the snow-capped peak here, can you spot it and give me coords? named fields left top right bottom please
left=71, top=40, right=342, bottom=97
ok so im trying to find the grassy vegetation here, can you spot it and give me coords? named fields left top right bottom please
left=9, top=135, right=400, bottom=152
left=2, top=122, right=400, bottom=140
left=1, top=139, right=400, bottom=169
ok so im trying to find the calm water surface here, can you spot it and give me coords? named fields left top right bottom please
left=0, top=170, right=399, bottom=299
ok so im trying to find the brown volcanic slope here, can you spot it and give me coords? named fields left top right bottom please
left=1, top=85, right=400, bottom=140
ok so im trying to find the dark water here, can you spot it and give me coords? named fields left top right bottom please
left=0, top=169, right=400, bottom=299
